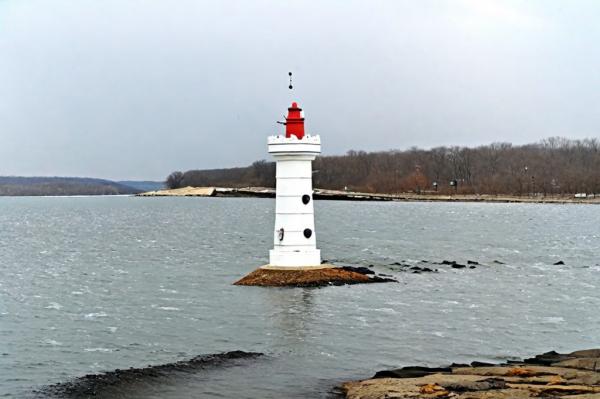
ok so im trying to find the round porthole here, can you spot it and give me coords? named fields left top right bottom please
left=303, top=228, right=312, bottom=238
left=302, top=194, right=311, bottom=204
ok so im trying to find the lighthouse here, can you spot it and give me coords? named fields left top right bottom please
left=267, top=102, right=322, bottom=268
left=234, top=100, right=383, bottom=286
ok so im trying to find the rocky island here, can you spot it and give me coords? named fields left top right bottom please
left=234, top=265, right=397, bottom=287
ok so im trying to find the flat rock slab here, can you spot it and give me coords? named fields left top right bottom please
left=234, top=266, right=395, bottom=287
left=342, top=349, right=600, bottom=399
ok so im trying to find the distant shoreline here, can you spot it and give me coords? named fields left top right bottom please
left=136, top=186, right=600, bottom=205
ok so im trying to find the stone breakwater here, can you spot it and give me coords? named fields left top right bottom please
left=38, top=351, right=263, bottom=398
left=341, top=349, right=600, bottom=399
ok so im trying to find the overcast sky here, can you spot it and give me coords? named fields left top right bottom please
left=1, top=0, right=599, bottom=180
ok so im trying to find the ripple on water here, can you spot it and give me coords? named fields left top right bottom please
left=83, top=312, right=108, bottom=319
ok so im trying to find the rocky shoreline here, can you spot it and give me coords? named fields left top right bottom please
left=137, top=186, right=600, bottom=204
left=35, top=347, right=600, bottom=398
left=341, top=349, right=600, bottom=398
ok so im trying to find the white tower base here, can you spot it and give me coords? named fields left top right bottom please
left=268, top=134, right=321, bottom=268
left=268, top=248, right=321, bottom=268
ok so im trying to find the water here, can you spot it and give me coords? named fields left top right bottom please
left=1, top=197, right=599, bottom=398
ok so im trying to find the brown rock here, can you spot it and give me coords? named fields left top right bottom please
left=234, top=266, right=386, bottom=287
left=419, top=383, right=449, bottom=396
left=571, top=350, right=600, bottom=358
left=440, top=377, right=507, bottom=391
left=373, top=366, right=452, bottom=379
left=342, top=349, right=600, bottom=399
left=554, top=358, right=600, bottom=372
left=506, top=368, right=536, bottom=377
left=342, top=374, right=532, bottom=399
left=524, top=350, right=575, bottom=365
left=527, top=383, right=600, bottom=396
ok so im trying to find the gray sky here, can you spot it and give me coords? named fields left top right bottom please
left=1, top=0, right=599, bottom=180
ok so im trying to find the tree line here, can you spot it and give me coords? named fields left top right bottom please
left=166, top=137, right=600, bottom=195
left=0, top=177, right=141, bottom=196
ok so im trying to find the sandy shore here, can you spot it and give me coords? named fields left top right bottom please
left=137, top=186, right=600, bottom=204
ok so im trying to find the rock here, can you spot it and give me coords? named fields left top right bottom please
left=343, top=374, right=534, bottom=399
left=373, top=366, right=452, bottom=379
left=467, top=260, right=480, bottom=265
left=43, top=351, right=263, bottom=398
left=493, top=260, right=505, bottom=264
left=436, top=260, right=469, bottom=269
left=441, top=377, right=507, bottom=391
left=471, top=361, right=495, bottom=367
left=419, top=383, right=449, bottom=396
left=342, top=266, right=375, bottom=275
left=554, top=260, right=565, bottom=265
left=553, top=358, right=600, bottom=371
left=505, top=367, right=537, bottom=377
left=571, top=349, right=600, bottom=358
left=524, top=350, right=575, bottom=366
left=234, top=266, right=393, bottom=287
left=532, top=384, right=600, bottom=396
left=342, top=348, right=600, bottom=399
left=369, top=275, right=398, bottom=283
left=469, top=266, right=476, bottom=269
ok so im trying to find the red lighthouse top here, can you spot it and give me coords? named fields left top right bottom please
left=285, top=102, right=305, bottom=139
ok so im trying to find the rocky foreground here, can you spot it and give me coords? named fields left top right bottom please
left=342, top=349, right=600, bottom=399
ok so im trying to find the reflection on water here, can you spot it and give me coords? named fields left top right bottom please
left=264, top=289, right=316, bottom=344
left=0, top=197, right=599, bottom=398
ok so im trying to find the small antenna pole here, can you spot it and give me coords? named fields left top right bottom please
left=288, top=72, right=293, bottom=90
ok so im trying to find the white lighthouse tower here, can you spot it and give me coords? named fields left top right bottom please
left=267, top=102, right=322, bottom=268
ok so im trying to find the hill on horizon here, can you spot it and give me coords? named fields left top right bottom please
left=0, top=176, right=143, bottom=196
left=117, top=180, right=164, bottom=192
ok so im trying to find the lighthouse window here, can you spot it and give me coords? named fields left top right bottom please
left=303, top=228, right=312, bottom=238
left=302, top=194, right=311, bottom=205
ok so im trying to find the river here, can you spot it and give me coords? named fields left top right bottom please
left=1, top=197, right=598, bottom=398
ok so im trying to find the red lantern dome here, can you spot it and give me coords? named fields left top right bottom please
left=285, top=102, right=305, bottom=139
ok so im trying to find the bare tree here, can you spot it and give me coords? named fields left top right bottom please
left=164, top=137, right=600, bottom=195
left=165, top=171, right=184, bottom=189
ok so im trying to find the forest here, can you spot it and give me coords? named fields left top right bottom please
left=166, top=137, right=600, bottom=195
left=0, top=177, right=142, bottom=196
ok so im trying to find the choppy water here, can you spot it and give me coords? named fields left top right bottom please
left=1, top=197, right=599, bottom=398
